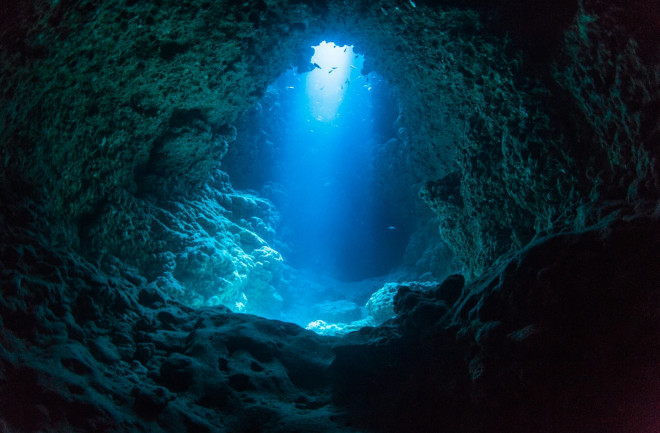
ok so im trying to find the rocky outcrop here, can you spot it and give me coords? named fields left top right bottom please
left=333, top=216, right=660, bottom=433
left=365, top=279, right=462, bottom=325
left=3, top=0, right=657, bottom=287
left=80, top=169, right=286, bottom=316
left=0, top=0, right=323, bottom=224
left=1, top=1, right=659, bottom=431
left=4, top=191, right=659, bottom=432
left=418, top=0, right=660, bottom=278
left=0, top=221, right=354, bottom=433
left=0, top=0, right=328, bottom=315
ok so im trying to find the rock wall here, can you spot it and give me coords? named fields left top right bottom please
left=1, top=1, right=660, bottom=431
left=0, top=0, right=328, bottom=313
left=0, top=219, right=350, bottom=433
left=1, top=0, right=659, bottom=305
left=333, top=216, right=660, bottom=433
left=419, top=0, right=660, bottom=277
left=82, top=170, right=286, bottom=315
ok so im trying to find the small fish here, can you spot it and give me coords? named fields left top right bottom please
left=410, top=0, right=416, bottom=7
left=388, top=226, right=397, bottom=230
left=286, top=86, right=294, bottom=89
left=312, top=62, right=321, bottom=69
left=343, top=47, right=347, bottom=52
left=328, top=70, right=333, bottom=74
left=332, top=67, right=338, bottom=69
left=350, top=65, right=357, bottom=70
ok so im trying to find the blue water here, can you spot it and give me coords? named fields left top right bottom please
left=232, top=42, right=407, bottom=282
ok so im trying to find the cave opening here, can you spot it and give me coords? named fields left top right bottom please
left=224, top=41, right=409, bottom=327
left=1, top=1, right=658, bottom=430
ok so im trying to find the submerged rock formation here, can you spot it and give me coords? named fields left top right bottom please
left=1, top=0, right=658, bottom=432
left=0, top=222, right=344, bottom=432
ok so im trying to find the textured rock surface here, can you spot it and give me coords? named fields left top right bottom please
left=80, top=169, right=286, bottom=316
left=365, top=279, right=462, bottom=325
left=3, top=0, right=657, bottom=285
left=0, top=0, right=323, bottom=222
left=0, top=0, right=319, bottom=317
left=333, top=217, right=660, bottom=433
left=0, top=222, right=357, bottom=433
left=1, top=0, right=659, bottom=432
left=416, top=0, right=660, bottom=278
left=4, top=200, right=660, bottom=432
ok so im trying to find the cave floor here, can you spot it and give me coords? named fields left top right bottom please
left=2, top=217, right=660, bottom=433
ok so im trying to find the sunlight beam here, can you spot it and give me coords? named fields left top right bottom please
left=305, top=42, right=363, bottom=122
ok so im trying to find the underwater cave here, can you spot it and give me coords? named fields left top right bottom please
left=222, top=40, right=439, bottom=327
left=226, top=42, right=408, bottom=281
left=1, top=0, right=659, bottom=432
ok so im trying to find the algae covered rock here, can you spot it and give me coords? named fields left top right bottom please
left=81, top=169, right=285, bottom=316
left=365, top=282, right=399, bottom=325
left=365, top=280, right=454, bottom=325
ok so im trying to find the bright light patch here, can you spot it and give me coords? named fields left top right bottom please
left=305, top=42, right=364, bottom=122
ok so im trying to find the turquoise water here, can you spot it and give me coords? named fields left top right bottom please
left=228, top=42, right=407, bottom=283
left=273, top=43, right=407, bottom=281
